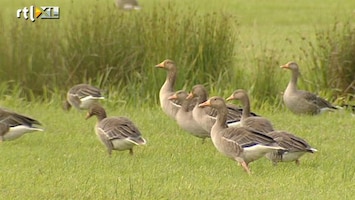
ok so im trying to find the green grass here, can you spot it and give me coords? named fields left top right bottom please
left=1, top=0, right=354, bottom=104
left=1, top=0, right=355, bottom=199
left=1, top=0, right=239, bottom=102
left=0, top=98, right=354, bottom=199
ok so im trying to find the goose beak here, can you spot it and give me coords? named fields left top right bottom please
left=167, top=94, right=177, bottom=100
left=186, top=93, right=193, bottom=100
left=85, top=112, right=91, bottom=120
left=155, top=61, right=165, bottom=68
left=226, top=95, right=234, bottom=101
left=280, top=64, right=289, bottom=69
left=199, top=100, right=211, bottom=107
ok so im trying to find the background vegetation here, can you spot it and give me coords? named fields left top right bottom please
left=1, top=0, right=354, bottom=106
left=0, top=0, right=355, bottom=199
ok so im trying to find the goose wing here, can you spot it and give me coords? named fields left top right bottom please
left=69, top=84, right=103, bottom=99
left=268, top=131, right=315, bottom=152
left=222, top=127, right=276, bottom=147
left=298, top=90, right=336, bottom=110
left=0, top=108, right=41, bottom=127
left=98, top=117, right=143, bottom=142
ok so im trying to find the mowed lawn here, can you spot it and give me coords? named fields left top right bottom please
left=1, top=0, right=355, bottom=199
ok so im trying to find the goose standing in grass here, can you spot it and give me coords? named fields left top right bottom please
left=199, top=97, right=284, bottom=174
left=0, top=108, right=43, bottom=142
left=155, top=59, right=182, bottom=120
left=63, top=84, right=105, bottom=111
left=168, top=90, right=210, bottom=142
left=115, top=0, right=141, bottom=10
left=265, top=131, right=317, bottom=165
left=226, top=89, right=274, bottom=133
left=187, top=85, right=257, bottom=132
left=86, top=104, right=146, bottom=156
left=281, top=61, right=337, bottom=115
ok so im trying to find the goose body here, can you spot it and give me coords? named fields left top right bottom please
left=281, top=62, right=337, bottom=115
left=86, top=104, right=146, bottom=155
left=0, top=108, right=43, bottom=142
left=265, top=131, right=317, bottom=165
left=168, top=90, right=210, bottom=141
left=64, top=84, right=105, bottom=111
left=187, top=85, right=258, bottom=133
left=199, top=97, right=284, bottom=174
left=227, top=89, right=274, bottom=133
left=211, top=126, right=283, bottom=165
left=0, top=125, right=43, bottom=141
left=155, top=59, right=182, bottom=120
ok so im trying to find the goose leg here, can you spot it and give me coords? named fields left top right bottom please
left=240, top=161, right=251, bottom=174
left=295, top=159, right=300, bottom=166
left=129, top=149, right=134, bottom=155
left=235, top=157, right=251, bottom=174
left=99, top=134, right=113, bottom=156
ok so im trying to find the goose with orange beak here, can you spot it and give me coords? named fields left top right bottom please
left=281, top=61, right=337, bottom=115
left=199, top=97, right=284, bottom=174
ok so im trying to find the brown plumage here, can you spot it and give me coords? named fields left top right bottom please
left=0, top=108, right=43, bottom=141
left=86, top=104, right=146, bottom=155
left=199, top=97, right=284, bottom=174
left=168, top=90, right=210, bottom=142
left=281, top=61, right=337, bottom=115
left=0, top=108, right=41, bottom=127
left=265, top=131, right=318, bottom=165
left=63, top=84, right=104, bottom=111
left=226, top=89, right=274, bottom=133
left=187, top=85, right=258, bottom=133
left=155, top=59, right=182, bottom=120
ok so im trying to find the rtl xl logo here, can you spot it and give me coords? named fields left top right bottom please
left=16, top=6, right=60, bottom=22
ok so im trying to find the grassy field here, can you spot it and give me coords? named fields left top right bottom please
left=1, top=0, right=355, bottom=199
left=0, top=98, right=354, bottom=199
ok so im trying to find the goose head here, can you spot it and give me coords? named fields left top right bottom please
left=155, top=59, right=176, bottom=71
left=280, top=61, right=300, bottom=73
left=186, top=84, right=208, bottom=102
left=198, top=96, right=226, bottom=110
left=86, top=103, right=107, bottom=121
left=226, top=89, right=247, bottom=101
left=168, top=90, right=189, bottom=102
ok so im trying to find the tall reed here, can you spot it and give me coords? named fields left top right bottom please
left=0, top=2, right=238, bottom=104
left=300, top=19, right=355, bottom=100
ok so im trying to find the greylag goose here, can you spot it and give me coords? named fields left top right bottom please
left=155, top=59, right=181, bottom=120
left=281, top=61, right=337, bottom=115
left=168, top=90, right=210, bottom=142
left=115, top=0, right=141, bottom=10
left=187, top=85, right=257, bottom=132
left=0, top=108, right=43, bottom=142
left=265, top=131, right=317, bottom=165
left=86, top=104, right=146, bottom=155
left=63, top=84, right=105, bottom=111
left=199, top=97, right=284, bottom=174
left=226, top=89, right=274, bottom=133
